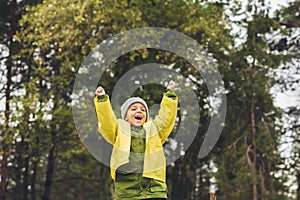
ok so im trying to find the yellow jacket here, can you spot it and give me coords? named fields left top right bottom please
left=94, top=94, right=178, bottom=182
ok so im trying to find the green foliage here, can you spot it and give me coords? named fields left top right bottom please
left=212, top=1, right=289, bottom=199
left=0, top=0, right=293, bottom=199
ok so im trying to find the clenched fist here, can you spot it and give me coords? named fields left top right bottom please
left=167, top=80, right=176, bottom=90
left=95, top=86, right=105, bottom=96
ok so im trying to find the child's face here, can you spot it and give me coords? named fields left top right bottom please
left=125, top=103, right=147, bottom=127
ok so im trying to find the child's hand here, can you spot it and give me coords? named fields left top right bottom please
left=167, top=80, right=176, bottom=90
left=95, top=86, right=105, bottom=96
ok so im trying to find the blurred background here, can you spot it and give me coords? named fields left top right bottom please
left=0, top=0, right=299, bottom=199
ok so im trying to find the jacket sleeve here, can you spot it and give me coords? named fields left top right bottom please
left=94, top=94, right=118, bottom=144
left=152, top=92, right=178, bottom=144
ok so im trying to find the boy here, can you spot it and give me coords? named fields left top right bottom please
left=94, top=81, right=178, bottom=200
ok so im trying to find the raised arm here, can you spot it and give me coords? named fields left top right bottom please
left=152, top=81, right=178, bottom=144
left=94, top=86, right=118, bottom=144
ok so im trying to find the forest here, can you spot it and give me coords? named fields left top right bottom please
left=0, top=0, right=299, bottom=199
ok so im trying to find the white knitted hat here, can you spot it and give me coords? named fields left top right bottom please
left=120, top=97, right=149, bottom=121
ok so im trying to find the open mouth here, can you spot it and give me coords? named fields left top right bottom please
left=134, top=115, right=143, bottom=120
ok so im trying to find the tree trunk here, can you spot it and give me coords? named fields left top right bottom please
left=250, top=94, right=258, bottom=200
left=297, top=171, right=300, bottom=200
left=193, top=167, right=201, bottom=200
left=171, top=156, right=190, bottom=200
left=30, top=147, right=39, bottom=200
left=23, top=142, right=29, bottom=200
left=0, top=142, right=8, bottom=200
left=16, top=137, right=25, bottom=200
left=42, top=106, right=57, bottom=200
left=42, top=131, right=56, bottom=200
left=1, top=56, right=12, bottom=200
left=171, top=158, right=183, bottom=200
left=30, top=133, right=39, bottom=200
left=42, top=63, right=58, bottom=200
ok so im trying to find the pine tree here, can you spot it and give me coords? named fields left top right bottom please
left=213, top=0, right=289, bottom=199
